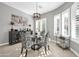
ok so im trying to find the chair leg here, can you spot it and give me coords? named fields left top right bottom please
left=44, top=46, right=47, bottom=54
left=48, top=45, right=50, bottom=50
left=21, top=47, right=23, bottom=54
left=25, top=49, right=28, bottom=57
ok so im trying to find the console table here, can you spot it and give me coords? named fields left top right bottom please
left=9, top=30, right=20, bottom=45
left=56, top=36, right=70, bottom=49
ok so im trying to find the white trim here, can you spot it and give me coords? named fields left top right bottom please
left=70, top=48, right=79, bottom=57
left=0, top=43, right=8, bottom=46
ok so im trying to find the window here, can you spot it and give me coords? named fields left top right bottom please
left=71, top=2, right=79, bottom=43
left=54, top=8, right=70, bottom=38
left=54, top=14, right=61, bottom=36
left=35, top=18, right=47, bottom=33
left=62, top=8, right=70, bottom=37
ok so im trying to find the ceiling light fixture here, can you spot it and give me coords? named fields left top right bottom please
left=33, top=2, right=41, bottom=19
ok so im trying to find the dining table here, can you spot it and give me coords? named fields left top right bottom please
left=30, top=35, right=42, bottom=51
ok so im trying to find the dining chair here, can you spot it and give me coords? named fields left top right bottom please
left=38, top=32, right=50, bottom=54
left=20, top=30, right=33, bottom=57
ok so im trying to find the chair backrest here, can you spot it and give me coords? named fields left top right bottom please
left=40, top=32, right=49, bottom=44
left=43, top=32, right=49, bottom=44
left=25, top=31, right=31, bottom=38
left=19, top=31, right=26, bottom=49
left=20, top=31, right=26, bottom=41
left=26, top=31, right=34, bottom=49
left=38, top=32, right=49, bottom=46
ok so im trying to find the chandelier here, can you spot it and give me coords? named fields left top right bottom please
left=33, top=2, right=41, bottom=19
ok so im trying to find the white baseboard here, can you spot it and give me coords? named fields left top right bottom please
left=70, top=48, right=79, bottom=57
left=0, top=43, right=8, bottom=46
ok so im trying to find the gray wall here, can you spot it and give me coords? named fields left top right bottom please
left=0, top=3, right=33, bottom=44
left=70, top=40, right=79, bottom=55
left=41, top=2, right=74, bottom=40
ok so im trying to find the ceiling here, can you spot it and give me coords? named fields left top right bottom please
left=3, top=2, right=64, bottom=15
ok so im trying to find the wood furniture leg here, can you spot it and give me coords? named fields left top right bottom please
left=25, top=49, right=28, bottom=57
left=21, top=47, right=23, bottom=54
